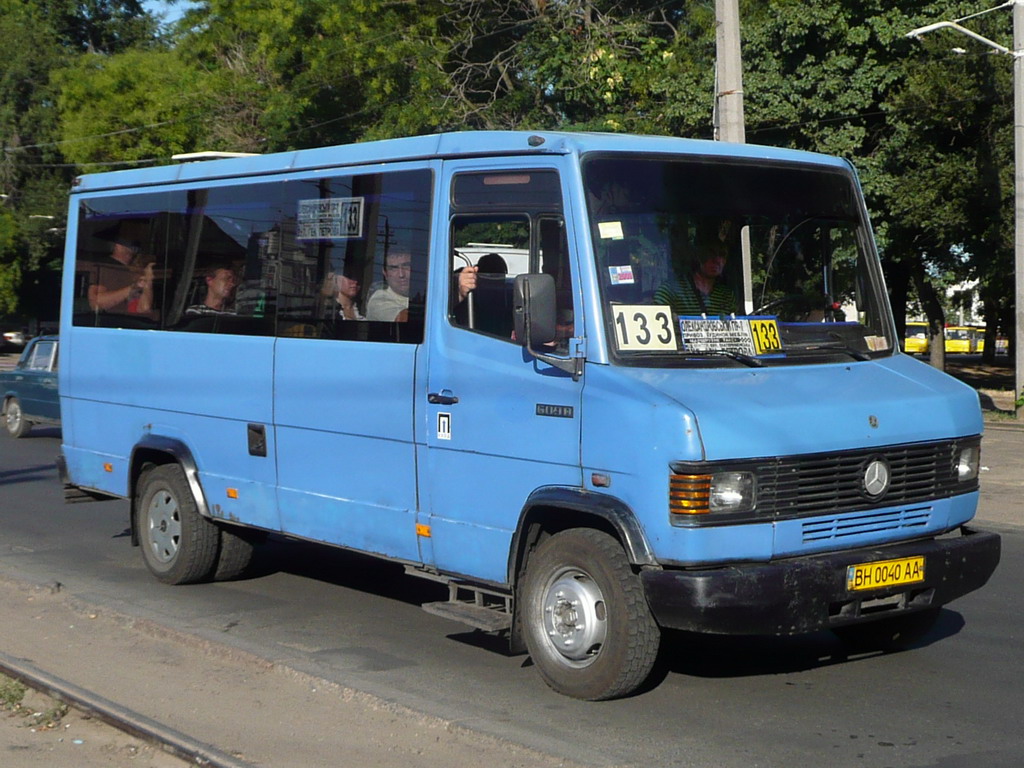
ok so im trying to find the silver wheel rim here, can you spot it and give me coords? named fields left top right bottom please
left=539, top=567, right=608, bottom=667
left=146, top=489, right=182, bottom=564
left=6, top=402, right=21, bottom=433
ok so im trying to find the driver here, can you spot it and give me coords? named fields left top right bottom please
left=655, top=238, right=737, bottom=317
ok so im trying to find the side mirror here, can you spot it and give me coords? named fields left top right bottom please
left=513, top=273, right=557, bottom=347
left=513, top=273, right=582, bottom=380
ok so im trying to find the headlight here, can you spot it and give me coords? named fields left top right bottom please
left=709, top=472, right=757, bottom=513
left=956, top=444, right=980, bottom=482
left=670, top=470, right=757, bottom=523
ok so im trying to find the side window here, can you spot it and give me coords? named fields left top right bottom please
left=73, top=169, right=432, bottom=344
left=277, top=169, right=432, bottom=344
left=450, top=216, right=528, bottom=340
left=448, top=170, right=574, bottom=349
left=26, top=341, right=56, bottom=371
left=73, top=190, right=177, bottom=329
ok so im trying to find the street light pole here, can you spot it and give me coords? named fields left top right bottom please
left=1014, top=0, right=1024, bottom=415
left=908, top=1, right=1024, bottom=418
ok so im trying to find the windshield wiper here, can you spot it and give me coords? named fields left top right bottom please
left=680, top=349, right=765, bottom=367
left=785, top=341, right=871, bottom=361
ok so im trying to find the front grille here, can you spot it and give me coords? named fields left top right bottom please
left=801, top=505, right=932, bottom=543
left=670, top=437, right=978, bottom=526
left=756, top=440, right=971, bottom=519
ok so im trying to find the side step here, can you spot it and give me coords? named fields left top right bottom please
left=63, top=485, right=116, bottom=504
left=421, top=583, right=513, bottom=632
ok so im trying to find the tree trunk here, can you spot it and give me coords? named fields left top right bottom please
left=912, top=269, right=946, bottom=370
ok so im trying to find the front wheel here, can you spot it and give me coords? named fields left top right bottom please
left=520, top=529, right=660, bottom=700
left=4, top=397, right=31, bottom=438
left=135, top=464, right=219, bottom=585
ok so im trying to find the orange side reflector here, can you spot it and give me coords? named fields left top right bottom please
left=669, top=473, right=711, bottom=515
left=226, top=488, right=239, bottom=499
left=103, top=463, right=113, bottom=473
left=416, top=523, right=432, bottom=538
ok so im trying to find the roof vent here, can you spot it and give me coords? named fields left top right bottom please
left=171, top=151, right=260, bottom=162
left=527, top=135, right=546, bottom=147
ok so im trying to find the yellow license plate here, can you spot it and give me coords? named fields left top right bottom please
left=846, top=556, right=925, bottom=592
left=749, top=319, right=782, bottom=355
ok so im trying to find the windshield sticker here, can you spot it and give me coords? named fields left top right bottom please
left=865, top=335, right=888, bottom=352
left=598, top=220, right=624, bottom=240
left=612, top=305, right=677, bottom=350
left=608, top=265, right=636, bottom=285
left=679, top=316, right=782, bottom=356
left=297, top=197, right=364, bottom=240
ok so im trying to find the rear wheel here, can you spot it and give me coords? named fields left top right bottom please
left=213, top=525, right=266, bottom=581
left=136, top=464, right=219, bottom=584
left=520, top=529, right=660, bottom=700
left=4, top=397, right=30, bottom=438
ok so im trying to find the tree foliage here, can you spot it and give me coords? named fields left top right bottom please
left=1, top=0, right=1019, bottom=356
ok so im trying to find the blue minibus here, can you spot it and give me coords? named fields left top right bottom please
left=57, top=131, right=1000, bottom=700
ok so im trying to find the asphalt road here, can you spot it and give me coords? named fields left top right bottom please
left=0, top=426, right=1021, bottom=768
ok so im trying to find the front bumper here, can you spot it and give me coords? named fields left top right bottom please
left=640, top=526, right=1000, bottom=635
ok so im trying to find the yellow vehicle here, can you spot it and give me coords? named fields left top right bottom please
left=944, top=326, right=974, bottom=354
left=903, top=321, right=929, bottom=354
left=969, top=326, right=985, bottom=354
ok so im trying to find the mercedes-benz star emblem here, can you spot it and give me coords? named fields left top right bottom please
left=863, top=458, right=891, bottom=498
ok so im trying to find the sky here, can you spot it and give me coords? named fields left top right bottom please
left=142, top=0, right=189, bottom=28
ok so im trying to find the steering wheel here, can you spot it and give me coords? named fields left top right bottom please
left=754, top=294, right=816, bottom=319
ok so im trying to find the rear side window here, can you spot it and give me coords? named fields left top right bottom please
left=72, top=169, right=433, bottom=344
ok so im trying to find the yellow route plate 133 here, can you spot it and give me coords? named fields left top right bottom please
left=748, top=318, right=782, bottom=355
left=846, top=556, right=925, bottom=592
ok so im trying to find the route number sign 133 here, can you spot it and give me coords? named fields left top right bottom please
left=612, top=306, right=678, bottom=350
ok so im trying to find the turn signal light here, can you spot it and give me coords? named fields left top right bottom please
left=669, top=474, right=712, bottom=515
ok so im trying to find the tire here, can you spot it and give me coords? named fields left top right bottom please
left=520, top=529, right=660, bottom=700
left=212, top=524, right=265, bottom=581
left=833, top=608, right=941, bottom=652
left=4, top=397, right=31, bottom=438
left=135, top=464, right=219, bottom=585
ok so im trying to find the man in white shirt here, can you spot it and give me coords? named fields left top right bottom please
left=367, top=250, right=413, bottom=322
left=367, top=249, right=477, bottom=322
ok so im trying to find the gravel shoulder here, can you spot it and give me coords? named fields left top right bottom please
left=0, top=577, right=573, bottom=768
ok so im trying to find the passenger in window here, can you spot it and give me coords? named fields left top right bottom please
left=186, top=264, right=238, bottom=316
left=322, top=268, right=365, bottom=321
left=654, top=238, right=737, bottom=317
left=86, top=221, right=155, bottom=315
left=367, top=250, right=413, bottom=322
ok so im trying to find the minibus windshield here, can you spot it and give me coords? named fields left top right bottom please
left=583, top=154, right=893, bottom=367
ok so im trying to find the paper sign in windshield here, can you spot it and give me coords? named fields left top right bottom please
left=679, top=317, right=782, bottom=356
left=297, top=197, right=364, bottom=240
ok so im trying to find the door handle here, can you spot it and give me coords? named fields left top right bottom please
left=427, top=390, right=459, bottom=405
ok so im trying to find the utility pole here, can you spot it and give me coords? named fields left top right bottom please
left=715, top=0, right=754, bottom=310
left=714, top=0, right=746, bottom=144
left=1015, top=0, right=1024, bottom=415
left=908, top=1, right=1024, bottom=418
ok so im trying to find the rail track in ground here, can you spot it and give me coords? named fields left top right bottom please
left=0, top=650, right=254, bottom=768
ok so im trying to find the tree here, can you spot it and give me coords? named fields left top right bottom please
left=0, top=0, right=160, bottom=317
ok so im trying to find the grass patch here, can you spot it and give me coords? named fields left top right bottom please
left=984, top=409, right=1020, bottom=423
left=0, top=675, right=27, bottom=710
left=0, top=674, right=68, bottom=729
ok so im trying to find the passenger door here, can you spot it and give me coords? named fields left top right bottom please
left=418, top=161, right=584, bottom=583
